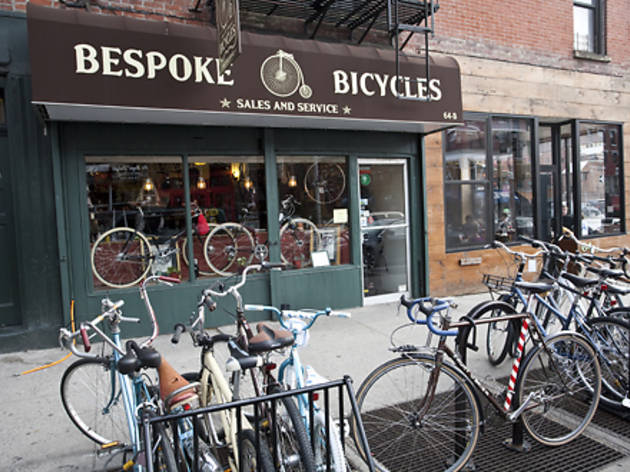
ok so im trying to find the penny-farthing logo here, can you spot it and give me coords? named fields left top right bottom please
left=260, top=50, right=312, bottom=99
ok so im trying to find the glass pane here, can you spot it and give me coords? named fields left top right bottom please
left=277, top=156, right=349, bottom=269
left=86, top=156, right=185, bottom=289
left=579, top=123, right=623, bottom=235
left=359, top=163, right=408, bottom=298
left=0, top=91, right=5, bottom=125
left=445, top=183, right=489, bottom=250
left=189, top=156, right=265, bottom=276
left=444, top=120, right=487, bottom=181
left=559, top=124, right=575, bottom=233
left=539, top=126, right=556, bottom=240
left=574, top=5, right=595, bottom=51
left=492, top=118, right=533, bottom=241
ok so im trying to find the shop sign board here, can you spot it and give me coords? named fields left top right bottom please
left=215, top=0, right=241, bottom=75
left=27, top=4, right=462, bottom=133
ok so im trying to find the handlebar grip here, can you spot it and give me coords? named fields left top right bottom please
left=171, top=323, right=186, bottom=344
left=159, top=276, right=181, bottom=284
left=80, top=326, right=91, bottom=352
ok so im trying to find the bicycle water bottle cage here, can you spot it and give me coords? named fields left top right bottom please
left=247, top=323, right=294, bottom=353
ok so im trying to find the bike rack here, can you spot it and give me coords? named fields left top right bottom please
left=455, top=318, right=531, bottom=457
left=141, top=376, right=375, bottom=472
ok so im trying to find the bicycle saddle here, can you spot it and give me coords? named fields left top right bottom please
left=585, top=265, right=625, bottom=279
left=513, top=281, right=555, bottom=294
left=561, top=272, right=599, bottom=288
left=247, top=323, right=294, bottom=353
left=117, top=342, right=162, bottom=375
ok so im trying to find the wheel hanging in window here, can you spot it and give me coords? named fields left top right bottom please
left=304, top=163, right=346, bottom=204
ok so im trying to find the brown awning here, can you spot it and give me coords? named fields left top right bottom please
left=27, top=4, right=462, bottom=134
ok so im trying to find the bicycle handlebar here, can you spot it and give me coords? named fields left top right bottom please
left=244, top=304, right=350, bottom=331
left=490, top=240, right=545, bottom=260
left=204, top=262, right=288, bottom=300
left=399, top=295, right=458, bottom=336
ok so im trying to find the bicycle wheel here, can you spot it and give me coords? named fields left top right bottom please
left=152, top=421, right=178, bottom=472
left=304, top=163, right=346, bottom=204
left=61, top=358, right=130, bottom=446
left=313, top=410, right=347, bottom=472
left=484, top=301, right=517, bottom=365
left=585, top=316, right=629, bottom=408
left=238, top=429, right=275, bottom=472
left=515, top=332, right=601, bottom=446
left=204, top=223, right=255, bottom=276
left=181, top=226, right=217, bottom=276
left=352, top=355, right=480, bottom=472
left=280, top=218, right=322, bottom=268
left=91, top=227, right=152, bottom=288
left=267, top=385, right=316, bottom=472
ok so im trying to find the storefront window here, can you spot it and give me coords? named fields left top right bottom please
left=0, top=91, right=5, bottom=125
left=492, top=118, right=534, bottom=242
left=444, top=120, right=490, bottom=250
left=86, top=156, right=186, bottom=289
left=189, top=156, right=266, bottom=276
left=579, top=123, right=622, bottom=235
left=277, top=156, right=350, bottom=269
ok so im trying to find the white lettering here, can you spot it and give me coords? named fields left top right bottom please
left=169, top=54, right=192, bottom=82
left=123, top=49, right=145, bottom=78
left=333, top=70, right=350, bottom=94
left=101, top=47, right=123, bottom=77
left=217, top=68, right=234, bottom=86
left=146, top=51, right=167, bottom=79
left=349, top=71, right=359, bottom=95
left=429, top=79, right=442, bottom=100
left=74, top=44, right=99, bottom=74
left=194, top=56, right=215, bottom=83
left=373, top=73, right=389, bottom=97
left=416, top=78, right=428, bottom=99
left=359, top=73, right=375, bottom=97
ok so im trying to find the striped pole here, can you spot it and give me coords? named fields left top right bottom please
left=504, top=317, right=529, bottom=412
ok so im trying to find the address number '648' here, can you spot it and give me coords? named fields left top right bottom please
left=443, top=112, right=458, bottom=120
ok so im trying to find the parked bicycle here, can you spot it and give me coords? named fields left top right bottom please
left=174, top=262, right=317, bottom=471
left=91, top=204, right=216, bottom=288
left=243, top=303, right=351, bottom=472
left=352, top=294, right=602, bottom=472
left=478, top=239, right=630, bottom=411
left=58, top=276, right=183, bottom=470
left=204, top=195, right=322, bottom=276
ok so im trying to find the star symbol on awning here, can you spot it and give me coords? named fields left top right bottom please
left=220, top=98, right=231, bottom=109
left=342, top=105, right=351, bottom=115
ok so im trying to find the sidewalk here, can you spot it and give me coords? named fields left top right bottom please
left=1, top=292, right=628, bottom=471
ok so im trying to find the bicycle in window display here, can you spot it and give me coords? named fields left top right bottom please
left=203, top=194, right=322, bottom=276
left=91, top=203, right=217, bottom=289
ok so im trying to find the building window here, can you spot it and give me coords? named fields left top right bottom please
left=277, top=156, right=350, bottom=268
left=492, top=118, right=534, bottom=242
left=574, top=0, right=604, bottom=54
left=444, top=116, right=624, bottom=251
left=578, top=123, right=623, bottom=235
left=444, top=120, right=490, bottom=250
left=0, top=90, right=5, bottom=125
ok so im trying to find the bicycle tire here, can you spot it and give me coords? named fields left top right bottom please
left=584, top=316, right=629, bottom=409
left=152, top=420, right=178, bottom=472
left=352, top=355, right=480, bottom=472
left=267, top=384, right=316, bottom=472
left=313, top=410, right=347, bottom=472
left=204, top=223, right=255, bottom=276
left=238, top=429, right=275, bottom=472
left=515, top=332, right=601, bottom=446
left=181, top=225, right=217, bottom=276
left=91, top=227, right=152, bottom=288
left=280, top=218, right=322, bottom=268
left=304, top=163, right=346, bottom=205
left=61, top=357, right=130, bottom=446
left=480, top=298, right=518, bottom=365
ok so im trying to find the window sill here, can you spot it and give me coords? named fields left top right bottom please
left=573, top=50, right=611, bottom=62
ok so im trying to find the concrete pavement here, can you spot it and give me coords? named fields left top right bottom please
left=1, top=292, right=628, bottom=471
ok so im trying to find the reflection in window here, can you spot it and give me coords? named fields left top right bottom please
left=189, top=156, right=266, bottom=276
left=579, top=123, right=622, bottom=236
left=277, top=156, right=349, bottom=269
left=86, top=156, right=186, bottom=289
left=492, top=118, right=533, bottom=242
left=0, top=91, right=5, bottom=125
left=444, top=120, right=490, bottom=250
left=574, top=0, right=603, bottom=54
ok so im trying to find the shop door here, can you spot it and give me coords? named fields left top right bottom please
left=359, top=160, right=410, bottom=304
left=0, top=133, right=20, bottom=327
